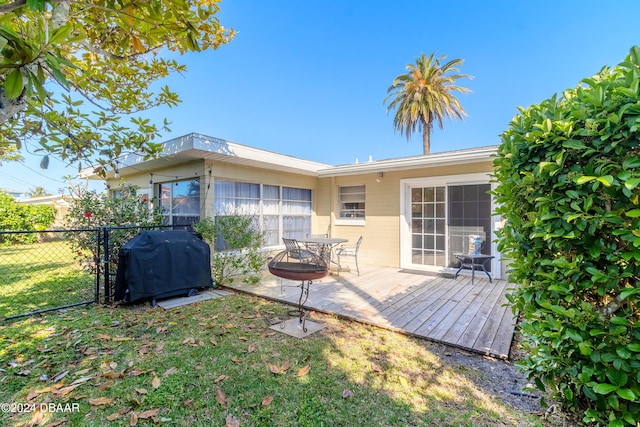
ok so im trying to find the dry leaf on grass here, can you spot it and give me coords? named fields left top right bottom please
left=135, top=388, right=147, bottom=395
left=106, top=407, right=130, bottom=422
left=97, top=380, right=114, bottom=391
left=163, top=367, right=178, bottom=376
left=280, top=360, right=291, bottom=372
left=297, top=365, right=311, bottom=377
left=225, top=414, right=240, bottom=427
left=214, top=374, right=227, bottom=383
left=247, top=343, right=256, bottom=353
left=138, top=408, right=160, bottom=419
left=210, top=338, right=218, bottom=346
left=342, top=389, right=354, bottom=399
left=54, top=383, right=82, bottom=397
left=151, top=375, right=161, bottom=389
left=268, top=363, right=281, bottom=375
left=215, top=389, right=227, bottom=406
left=29, top=411, right=44, bottom=426
left=261, top=395, right=274, bottom=406
left=88, top=397, right=114, bottom=406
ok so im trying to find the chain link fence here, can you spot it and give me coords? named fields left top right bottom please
left=0, top=225, right=177, bottom=320
left=0, top=229, right=101, bottom=320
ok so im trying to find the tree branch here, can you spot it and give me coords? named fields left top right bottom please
left=0, top=0, right=27, bottom=14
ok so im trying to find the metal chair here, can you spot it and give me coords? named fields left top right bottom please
left=336, top=236, right=363, bottom=275
left=304, top=232, right=327, bottom=255
left=282, top=237, right=314, bottom=262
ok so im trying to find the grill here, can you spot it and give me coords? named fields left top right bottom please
left=114, top=230, right=213, bottom=305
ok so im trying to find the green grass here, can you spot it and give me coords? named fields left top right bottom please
left=0, top=241, right=96, bottom=319
left=0, top=294, right=552, bottom=426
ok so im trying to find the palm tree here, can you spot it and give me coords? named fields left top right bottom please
left=25, top=186, right=51, bottom=198
left=384, top=52, right=472, bottom=154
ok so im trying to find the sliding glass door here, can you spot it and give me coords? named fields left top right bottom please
left=405, top=176, right=493, bottom=271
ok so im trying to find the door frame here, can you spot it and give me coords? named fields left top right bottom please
left=399, top=172, right=501, bottom=279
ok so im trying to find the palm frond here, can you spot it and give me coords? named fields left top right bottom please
left=384, top=51, right=473, bottom=153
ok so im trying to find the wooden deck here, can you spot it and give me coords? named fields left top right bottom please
left=223, top=265, right=518, bottom=359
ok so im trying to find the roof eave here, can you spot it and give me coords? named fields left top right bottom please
left=317, top=146, right=499, bottom=177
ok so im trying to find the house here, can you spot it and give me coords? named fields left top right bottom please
left=83, top=133, right=504, bottom=279
left=17, top=194, right=72, bottom=228
left=1, top=188, right=25, bottom=199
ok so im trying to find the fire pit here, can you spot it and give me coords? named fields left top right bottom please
left=268, top=248, right=328, bottom=332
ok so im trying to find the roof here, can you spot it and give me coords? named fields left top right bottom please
left=80, top=133, right=498, bottom=180
left=317, top=145, right=498, bottom=177
left=81, top=133, right=331, bottom=179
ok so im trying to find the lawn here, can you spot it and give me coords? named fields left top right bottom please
left=0, top=241, right=96, bottom=319
left=0, top=293, right=557, bottom=426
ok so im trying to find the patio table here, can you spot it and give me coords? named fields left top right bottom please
left=296, top=237, right=348, bottom=268
left=453, top=252, right=495, bottom=285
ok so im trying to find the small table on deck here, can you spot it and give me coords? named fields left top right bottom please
left=297, top=237, right=348, bottom=268
left=453, top=253, right=495, bottom=285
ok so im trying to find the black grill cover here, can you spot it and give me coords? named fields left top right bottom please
left=114, top=230, right=212, bottom=303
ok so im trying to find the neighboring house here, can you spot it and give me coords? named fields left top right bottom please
left=82, top=133, right=504, bottom=279
left=17, top=195, right=72, bottom=228
left=1, top=188, right=25, bottom=199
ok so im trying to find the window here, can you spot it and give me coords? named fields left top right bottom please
left=338, top=185, right=365, bottom=219
left=214, top=180, right=312, bottom=246
left=158, top=179, right=201, bottom=228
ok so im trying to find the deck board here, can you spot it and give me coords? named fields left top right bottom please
left=224, top=265, right=517, bottom=359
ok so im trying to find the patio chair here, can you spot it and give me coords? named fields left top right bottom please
left=336, top=236, right=363, bottom=275
left=282, top=237, right=314, bottom=262
left=304, top=232, right=328, bottom=254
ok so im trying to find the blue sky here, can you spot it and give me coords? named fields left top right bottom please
left=2, top=0, right=640, bottom=194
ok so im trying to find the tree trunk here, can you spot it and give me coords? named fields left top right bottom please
left=422, top=120, right=431, bottom=155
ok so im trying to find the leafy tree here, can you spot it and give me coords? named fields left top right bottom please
left=0, top=0, right=234, bottom=174
left=384, top=52, right=472, bottom=154
left=493, top=46, right=640, bottom=426
left=64, top=183, right=163, bottom=277
left=24, top=186, right=51, bottom=198
left=193, top=216, right=266, bottom=286
left=0, top=190, right=55, bottom=243
left=0, top=142, right=21, bottom=163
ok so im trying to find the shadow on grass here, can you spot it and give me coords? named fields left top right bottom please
left=0, top=294, right=555, bottom=426
left=0, top=242, right=96, bottom=319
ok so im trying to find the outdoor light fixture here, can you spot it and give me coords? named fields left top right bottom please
left=114, top=161, right=120, bottom=179
left=377, top=172, right=384, bottom=183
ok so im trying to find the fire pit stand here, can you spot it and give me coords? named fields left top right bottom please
left=268, top=248, right=329, bottom=335
left=287, top=279, right=313, bottom=332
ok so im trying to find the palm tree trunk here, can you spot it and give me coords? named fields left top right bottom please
left=422, top=119, right=431, bottom=154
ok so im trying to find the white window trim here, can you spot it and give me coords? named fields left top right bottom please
left=337, top=184, right=366, bottom=224
left=335, top=218, right=366, bottom=226
left=399, top=172, right=501, bottom=279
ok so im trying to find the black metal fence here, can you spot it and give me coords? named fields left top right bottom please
left=0, top=225, right=175, bottom=320
left=0, top=229, right=100, bottom=320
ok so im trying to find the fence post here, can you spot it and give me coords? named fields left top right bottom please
left=103, top=227, right=110, bottom=303
left=95, top=228, right=101, bottom=304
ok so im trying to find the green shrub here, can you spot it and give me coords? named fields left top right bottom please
left=193, top=216, right=266, bottom=285
left=0, top=191, right=55, bottom=244
left=64, top=183, right=164, bottom=272
left=493, top=46, right=640, bottom=426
